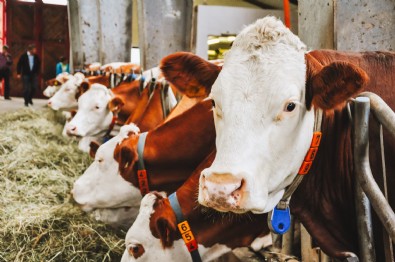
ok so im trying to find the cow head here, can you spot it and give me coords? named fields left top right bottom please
left=48, top=72, right=85, bottom=110
left=43, top=72, right=70, bottom=98
left=195, top=17, right=368, bottom=214
left=121, top=192, right=192, bottom=262
left=72, top=124, right=142, bottom=212
left=66, top=83, right=121, bottom=137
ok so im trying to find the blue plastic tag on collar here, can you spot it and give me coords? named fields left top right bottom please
left=269, top=206, right=291, bottom=235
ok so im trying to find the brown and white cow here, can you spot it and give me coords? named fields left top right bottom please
left=47, top=72, right=86, bottom=110
left=43, top=72, right=70, bottom=98
left=71, top=54, right=221, bottom=226
left=65, top=69, right=176, bottom=150
left=172, top=16, right=395, bottom=259
left=121, top=151, right=271, bottom=262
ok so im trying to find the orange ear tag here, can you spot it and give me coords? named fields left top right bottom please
left=178, top=221, right=198, bottom=252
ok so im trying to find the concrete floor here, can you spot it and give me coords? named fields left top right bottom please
left=0, top=96, right=49, bottom=113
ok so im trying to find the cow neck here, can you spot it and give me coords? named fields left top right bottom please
left=125, top=86, right=151, bottom=125
left=173, top=151, right=269, bottom=249
left=269, top=109, right=323, bottom=235
left=135, top=83, right=167, bottom=132
left=103, top=112, right=119, bottom=143
left=111, top=81, right=141, bottom=124
left=130, top=99, right=215, bottom=194
left=290, top=50, right=395, bottom=257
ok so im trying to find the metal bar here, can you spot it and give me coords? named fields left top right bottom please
left=353, top=96, right=395, bottom=245
left=360, top=92, right=395, bottom=138
left=281, top=215, right=294, bottom=255
left=352, top=97, right=376, bottom=262
left=380, top=123, right=394, bottom=262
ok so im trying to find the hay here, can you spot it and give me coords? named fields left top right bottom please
left=0, top=108, right=124, bottom=261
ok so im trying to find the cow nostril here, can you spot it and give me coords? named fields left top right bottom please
left=71, top=127, right=77, bottom=131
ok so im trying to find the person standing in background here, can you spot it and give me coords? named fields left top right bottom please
left=56, top=56, right=70, bottom=76
left=0, top=45, right=12, bottom=100
left=17, top=44, right=41, bottom=107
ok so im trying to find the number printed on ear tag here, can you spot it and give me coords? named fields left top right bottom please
left=269, top=206, right=291, bottom=235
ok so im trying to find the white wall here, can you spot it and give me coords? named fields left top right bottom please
left=195, top=5, right=284, bottom=59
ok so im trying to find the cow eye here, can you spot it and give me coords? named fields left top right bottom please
left=285, top=102, right=296, bottom=112
left=95, top=105, right=100, bottom=110
left=97, top=158, right=103, bottom=163
left=128, top=244, right=145, bottom=258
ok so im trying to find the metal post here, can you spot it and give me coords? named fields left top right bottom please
left=137, top=0, right=193, bottom=69
left=353, top=97, right=376, bottom=262
left=354, top=95, right=395, bottom=245
left=281, top=215, right=294, bottom=255
left=97, top=0, right=132, bottom=64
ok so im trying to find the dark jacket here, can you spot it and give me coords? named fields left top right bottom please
left=0, top=52, right=12, bottom=70
left=17, top=52, right=40, bottom=76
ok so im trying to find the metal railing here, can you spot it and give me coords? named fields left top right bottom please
left=353, top=92, right=395, bottom=262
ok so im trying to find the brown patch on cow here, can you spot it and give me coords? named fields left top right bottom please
left=305, top=53, right=369, bottom=110
left=113, top=135, right=139, bottom=181
left=160, top=52, right=221, bottom=97
left=89, top=141, right=100, bottom=158
left=149, top=192, right=178, bottom=248
left=75, top=81, right=90, bottom=100
left=108, top=97, right=125, bottom=113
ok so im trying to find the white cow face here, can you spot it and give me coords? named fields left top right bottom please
left=66, top=84, right=116, bottom=137
left=198, top=17, right=368, bottom=214
left=72, top=124, right=142, bottom=212
left=121, top=193, right=191, bottom=262
left=43, top=72, right=71, bottom=98
left=48, top=73, right=85, bottom=110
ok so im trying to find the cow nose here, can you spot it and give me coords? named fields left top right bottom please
left=199, top=172, right=245, bottom=211
left=67, top=125, right=77, bottom=134
left=47, top=101, right=52, bottom=106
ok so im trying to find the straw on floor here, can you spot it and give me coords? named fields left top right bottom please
left=0, top=108, right=124, bottom=261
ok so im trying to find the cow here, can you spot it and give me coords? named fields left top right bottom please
left=121, top=151, right=271, bottom=262
left=65, top=69, right=172, bottom=145
left=71, top=54, right=221, bottom=226
left=161, top=16, right=395, bottom=260
left=47, top=72, right=86, bottom=110
left=43, top=72, right=70, bottom=98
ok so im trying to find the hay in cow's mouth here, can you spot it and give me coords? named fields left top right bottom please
left=0, top=108, right=124, bottom=261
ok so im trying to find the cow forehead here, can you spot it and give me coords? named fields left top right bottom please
left=79, top=87, right=111, bottom=106
left=211, top=54, right=306, bottom=114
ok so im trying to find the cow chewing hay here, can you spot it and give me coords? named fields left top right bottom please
left=0, top=109, right=124, bottom=261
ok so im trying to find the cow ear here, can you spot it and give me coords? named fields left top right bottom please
left=70, top=110, right=77, bottom=118
left=160, top=52, right=221, bottom=98
left=114, top=144, right=138, bottom=180
left=305, top=54, right=369, bottom=110
left=89, top=141, right=100, bottom=158
left=75, top=82, right=90, bottom=100
left=108, top=97, right=125, bottom=113
left=155, top=217, right=177, bottom=248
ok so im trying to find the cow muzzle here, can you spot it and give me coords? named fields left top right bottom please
left=198, top=172, right=246, bottom=213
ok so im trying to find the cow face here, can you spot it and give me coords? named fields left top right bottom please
left=72, top=124, right=142, bottom=212
left=48, top=72, right=85, bottom=110
left=197, top=17, right=368, bottom=214
left=121, top=193, right=192, bottom=262
left=43, top=72, right=71, bottom=98
left=66, top=84, right=118, bottom=137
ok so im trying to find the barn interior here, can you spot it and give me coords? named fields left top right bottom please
left=0, top=0, right=394, bottom=261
